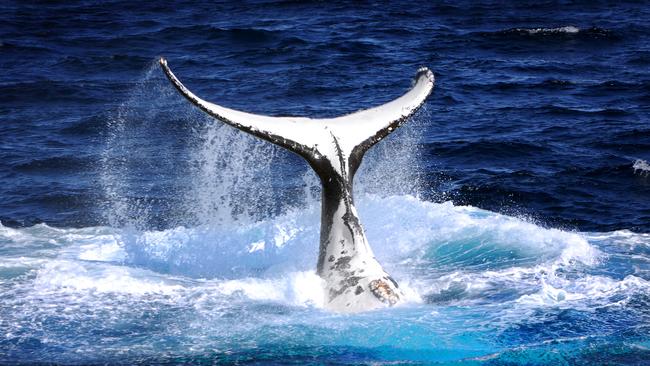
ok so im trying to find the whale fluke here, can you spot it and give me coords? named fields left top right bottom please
left=160, top=57, right=434, bottom=312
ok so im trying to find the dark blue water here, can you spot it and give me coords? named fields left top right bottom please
left=1, top=1, right=649, bottom=365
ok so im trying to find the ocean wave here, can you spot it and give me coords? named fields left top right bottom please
left=14, top=156, right=92, bottom=173
left=464, top=78, right=650, bottom=96
left=476, top=26, right=616, bottom=40
left=633, top=159, right=650, bottom=176
left=60, top=114, right=109, bottom=135
left=0, top=41, right=55, bottom=54
left=158, top=25, right=278, bottom=41
left=3, top=2, right=650, bottom=362
left=593, top=80, right=650, bottom=92
left=1, top=194, right=648, bottom=363
left=515, top=274, right=649, bottom=307
left=53, top=54, right=152, bottom=71
left=514, top=26, right=580, bottom=35
left=459, top=78, right=649, bottom=103
left=461, top=79, right=574, bottom=92
left=139, top=25, right=310, bottom=48
left=0, top=80, right=109, bottom=104
left=0, top=195, right=623, bottom=310
left=429, top=140, right=549, bottom=160
left=494, top=104, right=631, bottom=117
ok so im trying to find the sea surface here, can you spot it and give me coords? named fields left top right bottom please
left=1, top=1, right=650, bottom=364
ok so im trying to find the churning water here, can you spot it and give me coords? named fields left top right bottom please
left=2, top=1, right=650, bottom=364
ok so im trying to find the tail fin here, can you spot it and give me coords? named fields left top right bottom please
left=326, top=67, right=434, bottom=155
left=160, top=58, right=434, bottom=161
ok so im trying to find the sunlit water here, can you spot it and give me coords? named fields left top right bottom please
left=2, top=198, right=649, bottom=364
left=1, top=66, right=649, bottom=364
left=2, top=2, right=650, bottom=364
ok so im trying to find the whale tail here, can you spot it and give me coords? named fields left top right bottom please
left=160, top=58, right=434, bottom=312
left=159, top=58, right=433, bottom=166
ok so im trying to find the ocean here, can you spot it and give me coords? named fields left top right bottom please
left=1, top=1, right=649, bottom=364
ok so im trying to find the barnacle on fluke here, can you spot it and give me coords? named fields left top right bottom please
left=369, top=279, right=400, bottom=305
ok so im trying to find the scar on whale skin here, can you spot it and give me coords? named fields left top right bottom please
left=159, top=57, right=434, bottom=312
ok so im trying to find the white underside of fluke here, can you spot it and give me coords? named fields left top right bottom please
left=160, top=57, right=434, bottom=312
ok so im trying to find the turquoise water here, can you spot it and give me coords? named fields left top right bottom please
left=2, top=194, right=648, bottom=364
left=2, top=1, right=650, bottom=364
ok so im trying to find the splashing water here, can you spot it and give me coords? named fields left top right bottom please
left=2, top=63, right=649, bottom=364
left=2, top=199, right=648, bottom=364
left=633, top=159, right=650, bottom=177
left=99, top=62, right=427, bottom=228
left=525, top=26, right=580, bottom=35
left=99, top=61, right=182, bottom=229
left=186, top=121, right=282, bottom=226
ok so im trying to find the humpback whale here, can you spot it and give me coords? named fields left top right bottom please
left=160, top=58, right=434, bottom=312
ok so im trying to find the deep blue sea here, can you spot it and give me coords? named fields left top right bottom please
left=1, top=1, right=650, bottom=365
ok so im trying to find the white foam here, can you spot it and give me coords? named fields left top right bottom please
left=516, top=274, right=650, bottom=308
left=76, top=240, right=125, bottom=262
left=33, top=260, right=185, bottom=296
left=633, top=159, right=650, bottom=176
left=357, top=195, right=599, bottom=269
left=248, top=240, right=265, bottom=253
left=214, top=270, right=325, bottom=307
left=524, top=26, right=580, bottom=34
left=1, top=195, right=646, bottom=314
left=123, top=212, right=320, bottom=279
left=30, top=259, right=328, bottom=311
